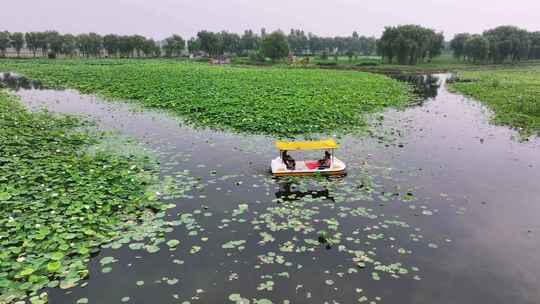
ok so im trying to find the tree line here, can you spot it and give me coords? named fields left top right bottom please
left=186, top=28, right=377, bottom=59
left=450, top=26, right=540, bottom=63
left=0, top=29, right=376, bottom=60
left=0, top=31, right=161, bottom=58
left=1, top=25, right=539, bottom=65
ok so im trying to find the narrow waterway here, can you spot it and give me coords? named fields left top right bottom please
left=2, top=72, right=540, bottom=304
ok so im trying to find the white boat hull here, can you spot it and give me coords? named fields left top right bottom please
left=271, top=157, right=346, bottom=177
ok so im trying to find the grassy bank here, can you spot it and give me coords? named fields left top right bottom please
left=234, top=54, right=540, bottom=74
left=449, top=66, right=540, bottom=136
left=0, top=91, right=165, bottom=302
left=0, top=59, right=412, bottom=136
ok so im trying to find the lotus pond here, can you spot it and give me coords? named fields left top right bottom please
left=1, top=71, right=539, bottom=304
left=0, top=59, right=413, bottom=136
left=0, top=89, right=197, bottom=303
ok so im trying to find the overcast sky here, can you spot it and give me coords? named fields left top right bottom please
left=1, top=0, right=539, bottom=40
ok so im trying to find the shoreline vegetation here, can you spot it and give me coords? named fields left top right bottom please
left=0, top=59, right=413, bottom=136
left=0, top=91, right=177, bottom=303
left=449, top=66, right=540, bottom=137
left=231, top=54, right=540, bottom=74
left=2, top=57, right=539, bottom=137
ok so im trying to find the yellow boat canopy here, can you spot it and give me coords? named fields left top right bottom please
left=275, top=139, right=339, bottom=151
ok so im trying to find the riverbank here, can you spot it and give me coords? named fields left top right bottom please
left=449, top=66, right=540, bottom=137
left=232, top=54, right=540, bottom=75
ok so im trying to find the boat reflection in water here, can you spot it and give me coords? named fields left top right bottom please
left=390, top=73, right=440, bottom=101
left=274, top=180, right=335, bottom=203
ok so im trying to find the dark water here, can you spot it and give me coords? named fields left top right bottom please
left=0, top=72, right=43, bottom=90
left=389, top=74, right=440, bottom=100
left=3, top=73, right=540, bottom=304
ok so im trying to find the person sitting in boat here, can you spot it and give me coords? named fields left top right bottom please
left=285, top=154, right=296, bottom=170
left=282, top=150, right=296, bottom=170
left=318, top=151, right=331, bottom=169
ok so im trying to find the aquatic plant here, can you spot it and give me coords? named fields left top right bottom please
left=0, top=91, right=177, bottom=302
left=0, top=59, right=413, bottom=136
left=450, top=66, right=540, bottom=136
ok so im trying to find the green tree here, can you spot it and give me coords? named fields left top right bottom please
left=349, top=31, right=361, bottom=57
left=346, top=49, right=354, bottom=61
left=62, top=34, right=77, bottom=58
left=321, top=37, right=335, bottom=54
left=450, top=33, right=471, bottom=60
left=47, top=31, right=64, bottom=56
left=103, top=34, right=120, bottom=57
left=187, top=37, right=201, bottom=54
left=428, top=32, right=445, bottom=60
left=10, top=32, right=24, bottom=57
left=357, top=35, right=376, bottom=56
left=220, top=31, right=241, bottom=55
left=377, top=27, right=398, bottom=63
left=25, top=32, right=38, bottom=57
left=141, top=39, right=158, bottom=57
left=117, top=36, right=135, bottom=57
left=197, top=31, right=222, bottom=57
left=288, top=29, right=309, bottom=55
left=464, top=35, right=489, bottom=63
left=0, top=31, right=11, bottom=57
left=308, top=33, right=324, bottom=54
left=483, top=26, right=530, bottom=63
left=35, top=32, right=50, bottom=56
left=333, top=36, right=348, bottom=55
left=529, top=31, right=540, bottom=59
left=240, top=30, right=260, bottom=55
left=153, top=44, right=162, bottom=57
left=163, top=34, right=185, bottom=57
left=261, top=31, right=289, bottom=62
left=89, top=33, right=103, bottom=57
left=77, top=33, right=102, bottom=57
left=129, top=35, right=147, bottom=57
left=378, top=25, right=443, bottom=65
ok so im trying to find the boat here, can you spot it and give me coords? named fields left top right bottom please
left=271, top=139, right=346, bottom=177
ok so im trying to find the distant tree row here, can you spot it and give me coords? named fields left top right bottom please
left=185, top=28, right=376, bottom=58
left=2, top=25, right=539, bottom=65
left=450, top=26, right=540, bottom=63
left=0, top=30, right=162, bottom=58
left=0, top=28, right=377, bottom=60
left=288, top=29, right=377, bottom=57
left=377, top=25, right=445, bottom=65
